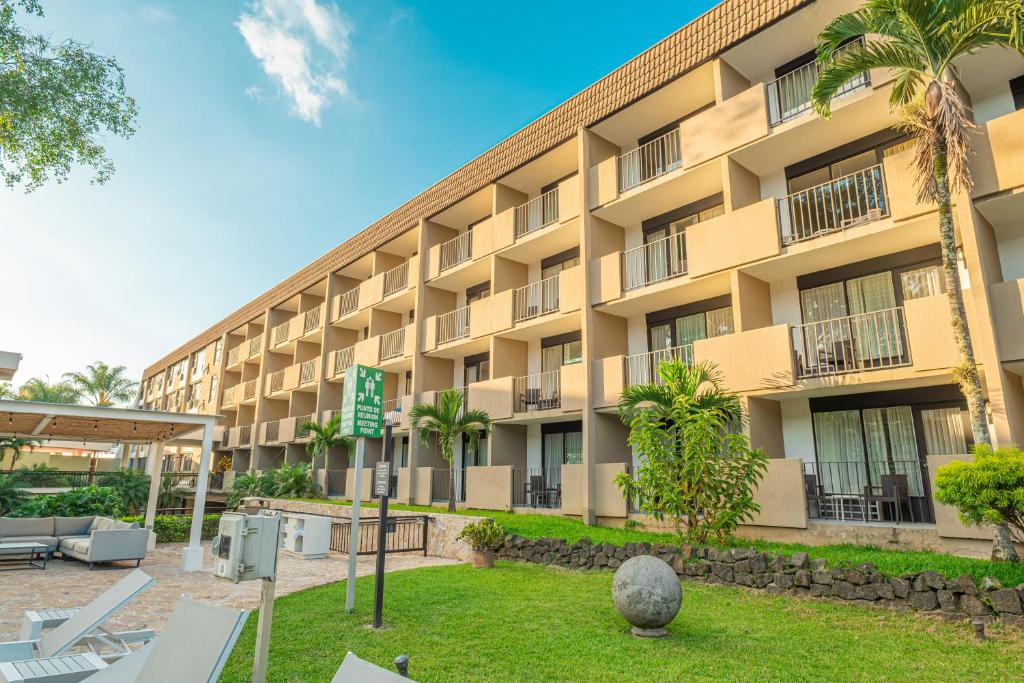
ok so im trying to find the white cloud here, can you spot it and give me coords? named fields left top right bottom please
left=141, top=6, right=174, bottom=23
left=237, top=0, right=353, bottom=126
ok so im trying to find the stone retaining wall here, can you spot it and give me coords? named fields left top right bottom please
left=498, top=536, right=1024, bottom=629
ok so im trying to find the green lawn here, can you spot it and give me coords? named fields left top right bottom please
left=298, top=498, right=1024, bottom=585
left=219, top=562, right=1022, bottom=682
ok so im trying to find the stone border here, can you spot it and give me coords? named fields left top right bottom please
left=498, top=536, right=1024, bottom=629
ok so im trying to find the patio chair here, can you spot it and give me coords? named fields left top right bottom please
left=331, top=652, right=415, bottom=682
left=803, top=474, right=828, bottom=519
left=526, top=475, right=545, bottom=508
left=0, top=569, right=155, bottom=665
left=863, top=474, right=910, bottom=523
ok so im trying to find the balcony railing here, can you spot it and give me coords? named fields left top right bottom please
left=271, top=320, right=290, bottom=347
left=242, top=378, right=258, bottom=401
left=436, top=306, right=470, bottom=345
left=303, top=306, right=322, bottom=334
left=439, top=231, right=472, bottom=272
left=265, top=420, right=280, bottom=443
left=383, top=261, right=410, bottom=297
left=248, top=333, right=263, bottom=358
left=226, top=346, right=241, bottom=366
left=239, top=423, right=252, bottom=446
left=804, top=459, right=934, bottom=524
left=512, top=466, right=561, bottom=508
left=294, top=413, right=314, bottom=440
left=333, top=346, right=355, bottom=376
left=379, top=327, right=406, bottom=361
left=767, top=39, right=868, bottom=126
left=430, top=467, right=466, bottom=503
left=625, top=344, right=694, bottom=386
left=298, top=359, right=318, bottom=386
left=514, top=370, right=560, bottom=412
left=618, top=128, right=681, bottom=193
left=622, top=231, right=687, bottom=291
left=779, top=164, right=889, bottom=245
left=514, top=188, right=559, bottom=239
left=383, top=398, right=400, bottom=424
left=222, top=385, right=239, bottom=406
left=268, top=369, right=285, bottom=394
left=337, top=287, right=360, bottom=318
left=793, top=307, right=909, bottom=378
left=512, top=276, right=559, bottom=323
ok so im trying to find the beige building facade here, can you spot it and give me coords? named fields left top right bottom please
left=137, top=0, right=1024, bottom=550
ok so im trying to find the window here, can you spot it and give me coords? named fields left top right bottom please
left=398, top=437, right=409, bottom=468
left=213, top=339, right=223, bottom=365
left=541, top=248, right=580, bottom=280
left=404, top=371, right=412, bottom=396
left=466, top=281, right=490, bottom=304
left=542, top=422, right=583, bottom=466
left=209, top=375, right=218, bottom=403
left=464, top=353, right=489, bottom=385
left=1011, top=74, right=1024, bottom=111
left=647, top=305, right=734, bottom=356
left=900, top=265, right=944, bottom=300
left=462, top=431, right=487, bottom=467
left=541, top=332, right=582, bottom=373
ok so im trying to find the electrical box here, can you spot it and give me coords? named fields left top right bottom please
left=212, top=511, right=282, bottom=583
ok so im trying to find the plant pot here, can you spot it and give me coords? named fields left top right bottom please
left=471, top=549, right=495, bottom=569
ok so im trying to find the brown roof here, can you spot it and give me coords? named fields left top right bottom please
left=145, top=0, right=810, bottom=378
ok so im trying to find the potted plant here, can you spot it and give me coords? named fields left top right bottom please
left=457, top=518, right=506, bottom=569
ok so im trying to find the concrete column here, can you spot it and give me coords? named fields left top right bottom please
left=118, top=443, right=131, bottom=469
left=143, top=442, right=165, bottom=535
left=182, top=424, right=213, bottom=572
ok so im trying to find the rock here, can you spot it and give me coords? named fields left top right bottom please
left=711, top=562, right=734, bottom=583
left=794, top=570, right=811, bottom=588
left=790, top=552, right=809, bottom=569
left=833, top=581, right=856, bottom=600
left=734, top=559, right=751, bottom=574
left=890, top=577, right=911, bottom=599
left=855, top=562, right=877, bottom=574
left=908, top=591, right=939, bottom=611
left=765, top=583, right=784, bottom=595
left=612, top=556, right=682, bottom=637
left=914, top=571, right=945, bottom=592
left=1001, top=613, right=1024, bottom=628
left=937, top=590, right=958, bottom=612
left=946, top=575, right=978, bottom=595
left=774, top=572, right=794, bottom=590
left=809, top=558, right=828, bottom=571
left=752, top=573, right=773, bottom=589
left=671, top=556, right=686, bottom=575
left=770, top=555, right=787, bottom=572
left=734, top=572, right=753, bottom=587
left=614, top=547, right=627, bottom=560
left=959, top=594, right=993, bottom=617
left=869, top=572, right=885, bottom=585
left=809, top=584, right=831, bottom=598
left=989, top=588, right=1023, bottom=615
left=732, top=548, right=752, bottom=561
left=845, top=569, right=867, bottom=586
left=749, top=554, right=769, bottom=574
left=811, top=569, right=833, bottom=586
left=980, top=577, right=1004, bottom=592
left=594, top=553, right=608, bottom=567
left=854, top=584, right=878, bottom=601
left=608, top=557, right=622, bottom=569
left=875, top=582, right=895, bottom=601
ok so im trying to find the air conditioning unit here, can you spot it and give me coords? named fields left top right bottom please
left=212, top=511, right=281, bottom=583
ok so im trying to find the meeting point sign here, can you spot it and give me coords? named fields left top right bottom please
left=340, top=364, right=385, bottom=438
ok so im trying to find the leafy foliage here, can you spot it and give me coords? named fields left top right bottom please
left=457, top=518, right=507, bottom=552
left=98, top=468, right=150, bottom=514
left=935, top=445, right=1024, bottom=544
left=9, top=463, right=57, bottom=485
left=157, top=473, right=186, bottom=512
left=0, top=436, right=40, bottom=471
left=225, top=463, right=313, bottom=508
left=301, top=413, right=352, bottom=497
left=273, top=462, right=313, bottom=499
left=62, top=361, right=138, bottom=406
left=10, top=484, right=124, bottom=518
left=14, top=377, right=80, bottom=403
left=120, top=513, right=221, bottom=544
left=0, top=0, right=139, bottom=191
left=615, top=360, right=767, bottom=545
left=409, top=388, right=491, bottom=512
left=0, top=475, right=27, bottom=515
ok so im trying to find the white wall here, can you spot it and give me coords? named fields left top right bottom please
left=770, top=278, right=802, bottom=327
left=526, top=423, right=542, bottom=469
left=997, top=229, right=1024, bottom=282
left=627, top=314, right=647, bottom=355
left=781, top=398, right=815, bottom=463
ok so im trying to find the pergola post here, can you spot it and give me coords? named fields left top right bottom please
left=119, top=443, right=131, bottom=469
left=144, top=442, right=165, bottom=551
left=182, top=424, right=213, bottom=572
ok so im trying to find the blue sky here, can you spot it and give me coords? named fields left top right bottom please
left=4, top=0, right=716, bottom=385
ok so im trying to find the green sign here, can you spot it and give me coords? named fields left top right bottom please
left=340, top=364, right=385, bottom=438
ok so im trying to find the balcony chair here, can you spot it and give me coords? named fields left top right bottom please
left=862, top=473, right=911, bottom=523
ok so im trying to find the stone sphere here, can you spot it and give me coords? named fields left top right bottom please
left=611, top=555, right=681, bottom=637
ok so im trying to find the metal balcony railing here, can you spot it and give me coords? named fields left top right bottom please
left=248, top=333, right=263, bottom=358
left=514, top=187, right=559, bottom=239
left=512, top=276, right=559, bottom=323
left=239, top=423, right=252, bottom=446
left=265, top=420, right=280, bottom=443
left=793, top=307, right=909, bottom=378
left=383, top=398, right=400, bottom=424
left=303, top=306, right=322, bottom=334
left=618, top=128, right=682, bottom=193
left=779, top=164, right=889, bottom=245
left=379, top=327, right=406, bottom=361
left=622, top=231, right=687, bottom=291
left=298, top=359, right=318, bottom=386
left=804, top=458, right=934, bottom=524
left=436, top=306, right=470, bottom=345
left=383, top=261, right=410, bottom=297
left=242, top=379, right=257, bottom=401
left=439, top=231, right=472, bottom=271
left=430, top=467, right=466, bottom=503
left=625, top=344, right=694, bottom=386
left=767, top=38, right=868, bottom=126
left=268, top=370, right=285, bottom=394
left=512, top=466, right=562, bottom=508
left=333, top=346, right=355, bottom=376
left=271, top=320, right=290, bottom=347
left=337, top=287, right=360, bottom=317
left=294, top=413, right=314, bottom=440
left=514, top=370, right=560, bottom=412
left=222, top=385, right=239, bottom=406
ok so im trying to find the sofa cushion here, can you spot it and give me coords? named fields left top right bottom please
left=0, top=517, right=55, bottom=537
left=109, top=520, right=138, bottom=530
left=60, top=538, right=92, bottom=554
left=89, top=517, right=115, bottom=532
left=55, top=516, right=96, bottom=537
left=0, top=535, right=58, bottom=549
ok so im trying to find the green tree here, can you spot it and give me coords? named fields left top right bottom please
left=16, top=377, right=79, bottom=403
left=63, top=361, right=138, bottom=406
left=98, top=468, right=150, bottom=514
left=409, top=389, right=491, bottom=513
left=0, top=0, right=138, bottom=191
left=0, top=475, right=27, bottom=515
left=935, top=445, right=1023, bottom=562
left=0, top=435, right=40, bottom=472
left=615, top=360, right=767, bottom=544
left=300, top=413, right=352, bottom=498
left=810, top=0, right=1024, bottom=560
left=0, top=382, right=15, bottom=399
left=273, top=462, right=313, bottom=499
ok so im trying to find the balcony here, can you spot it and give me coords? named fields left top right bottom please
left=270, top=305, right=325, bottom=351
left=264, top=359, right=321, bottom=397
left=513, top=370, right=560, bottom=413
left=332, top=287, right=360, bottom=321
left=379, top=326, right=410, bottom=362
left=436, top=306, right=471, bottom=346
left=766, top=39, right=869, bottom=127
left=512, top=466, right=562, bottom=509
left=241, top=378, right=258, bottom=403
left=514, top=187, right=559, bottom=240
left=778, top=164, right=889, bottom=245
left=622, top=232, right=686, bottom=291
left=439, top=231, right=472, bottom=272
left=618, top=128, right=681, bottom=193
left=327, top=346, right=355, bottom=380
left=382, top=261, right=411, bottom=298
left=512, top=276, right=559, bottom=323
left=624, top=345, right=693, bottom=386
left=804, top=458, right=934, bottom=524
left=221, top=384, right=240, bottom=408
left=793, top=307, right=910, bottom=379
left=226, top=423, right=253, bottom=449
left=383, top=395, right=412, bottom=429
left=227, top=333, right=263, bottom=368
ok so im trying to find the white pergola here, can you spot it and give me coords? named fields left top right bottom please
left=0, top=400, right=220, bottom=572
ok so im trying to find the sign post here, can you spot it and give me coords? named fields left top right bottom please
left=339, top=364, right=384, bottom=615
left=372, top=417, right=394, bottom=629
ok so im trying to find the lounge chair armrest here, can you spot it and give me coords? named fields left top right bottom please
left=0, top=640, right=36, bottom=663
left=87, top=529, right=150, bottom=562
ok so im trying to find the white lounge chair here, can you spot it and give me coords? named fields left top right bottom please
left=331, top=652, right=415, bottom=682
left=0, top=597, right=247, bottom=683
left=0, top=570, right=155, bottom=665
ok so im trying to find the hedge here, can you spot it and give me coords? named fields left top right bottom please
left=120, top=514, right=222, bottom=544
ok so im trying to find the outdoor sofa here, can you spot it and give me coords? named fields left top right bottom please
left=0, top=516, right=149, bottom=568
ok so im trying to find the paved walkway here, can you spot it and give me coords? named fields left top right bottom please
left=0, top=542, right=458, bottom=641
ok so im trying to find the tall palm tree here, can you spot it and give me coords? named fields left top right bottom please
left=409, top=389, right=491, bottom=513
left=16, top=377, right=79, bottom=404
left=300, top=413, right=353, bottom=498
left=0, top=436, right=42, bottom=472
left=63, top=361, right=138, bottom=406
left=618, top=359, right=743, bottom=430
left=810, top=0, right=1024, bottom=561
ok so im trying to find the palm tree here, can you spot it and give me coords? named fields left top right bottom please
left=63, top=361, right=138, bottom=406
left=409, top=389, right=491, bottom=513
left=16, top=377, right=79, bottom=404
left=0, top=476, right=28, bottom=516
left=300, top=413, right=352, bottom=498
left=0, top=436, right=42, bottom=472
left=618, top=359, right=743, bottom=430
left=99, top=468, right=150, bottom=514
left=810, top=0, right=1024, bottom=562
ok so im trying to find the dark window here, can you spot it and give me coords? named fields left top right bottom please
left=541, top=247, right=580, bottom=279
left=541, top=421, right=583, bottom=467
left=1012, top=75, right=1024, bottom=111
left=464, top=352, right=489, bottom=385
left=541, top=331, right=582, bottom=372
left=466, top=281, right=490, bottom=304
left=645, top=296, right=734, bottom=354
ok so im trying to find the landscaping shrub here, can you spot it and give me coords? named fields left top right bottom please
left=98, top=468, right=150, bottom=514
left=457, top=518, right=507, bottom=551
left=119, top=514, right=222, bottom=543
left=11, top=485, right=124, bottom=518
left=0, top=476, right=27, bottom=515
